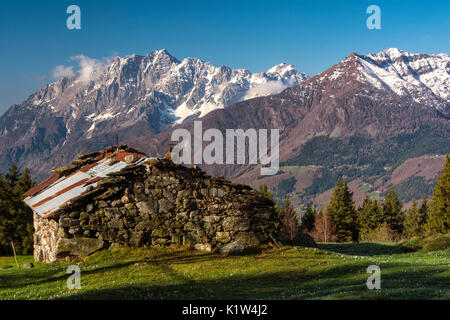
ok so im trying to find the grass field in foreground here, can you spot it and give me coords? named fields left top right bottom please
left=0, top=243, right=448, bottom=300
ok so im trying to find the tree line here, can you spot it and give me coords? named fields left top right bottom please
left=266, top=155, right=449, bottom=243
left=0, top=155, right=448, bottom=256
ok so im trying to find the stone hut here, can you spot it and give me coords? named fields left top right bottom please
left=24, top=145, right=276, bottom=262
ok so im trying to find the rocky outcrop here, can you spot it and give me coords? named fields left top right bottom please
left=34, top=158, right=276, bottom=262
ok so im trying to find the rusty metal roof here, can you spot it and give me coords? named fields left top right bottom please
left=23, top=173, right=61, bottom=197
left=24, top=146, right=150, bottom=218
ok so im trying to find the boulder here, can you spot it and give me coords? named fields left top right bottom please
left=216, top=240, right=246, bottom=255
left=56, top=237, right=104, bottom=258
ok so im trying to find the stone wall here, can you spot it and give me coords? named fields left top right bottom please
left=34, top=212, right=59, bottom=262
left=34, top=159, right=276, bottom=262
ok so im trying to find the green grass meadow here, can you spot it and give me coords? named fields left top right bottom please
left=0, top=243, right=448, bottom=300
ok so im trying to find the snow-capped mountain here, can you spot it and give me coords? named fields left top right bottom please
left=0, top=48, right=448, bottom=183
left=358, top=48, right=449, bottom=111
left=129, top=48, right=449, bottom=205
left=18, top=49, right=308, bottom=138
left=0, top=49, right=307, bottom=177
left=315, top=48, right=449, bottom=111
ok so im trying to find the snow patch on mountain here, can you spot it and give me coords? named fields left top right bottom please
left=24, top=49, right=309, bottom=139
left=356, top=48, right=450, bottom=108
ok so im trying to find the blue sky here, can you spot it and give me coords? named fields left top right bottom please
left=0, top=0, right=449, bottom=115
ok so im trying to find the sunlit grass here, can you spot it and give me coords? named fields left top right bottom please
left=0, top=243, right=448, bottom=300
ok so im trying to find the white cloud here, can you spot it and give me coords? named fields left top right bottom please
left=52, top=65, right=74, bottom=79
left=69, top=55, right=107, bottom=82
left=51, top=54, right=117, bottom=82
left=72, top=55, right=115, bottom=82
left=244, top=80, right=290, bottom=99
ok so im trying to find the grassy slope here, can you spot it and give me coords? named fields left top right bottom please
left=0, top=244, right=448, bottom=300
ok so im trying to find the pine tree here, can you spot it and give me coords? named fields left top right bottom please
left=0, top=165, right=35, bottom=254
left=259, top=184, right=283, bottom=236
left=300, top=202, right=317, bottom=233
left=404, top=200, right=420, bottom=238
left=280, top=198, right=299, bottom=241
left=14, top=168, right=34, bottom=196
left=327, top=179, right=358, bottom=242
left=382, top=188, right=404, bottom=234
left=358, top=194, right=383, bottom=241
left=5, top=164, right=20, bottom=188
left=418, top=197, right=429, bottom=226
left=426, top=155, right=450, bottom=234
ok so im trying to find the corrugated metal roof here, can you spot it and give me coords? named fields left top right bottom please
left=23, top=173, right=61, bottom=197
left=24, top=147, right=150, bottom=218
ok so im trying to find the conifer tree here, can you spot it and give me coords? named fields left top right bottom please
left=382, top=188, right=404, bottom=234
left=358, top=194, right=383, bottom=240
left=5, top=164, right=20, bottom=188
left=418, top=197, right=429, bottom=226
left=259, top=184, right=283, bottom=236
left=404, top=200, right=421, bottom=238
left=0, top=165, right=35, bottom=254
left=301, top=202, right=317, bottom=233
left=280, top=198, right=299, bottom=240
left=426, top=155, right=450, bottom=234
left=327, top=179, right=358, bottom=242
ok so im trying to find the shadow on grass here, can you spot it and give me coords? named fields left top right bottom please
left=56, top=261, right=449, bottom=300
left=0, top=261, right=140, bottom=290
left=3, top=247, right=448, bottom=300
left=318, top=243, right=402, bottom=256
left=0, top=251, right=226, bottom=290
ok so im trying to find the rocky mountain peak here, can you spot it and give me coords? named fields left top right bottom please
left=301, top=49, right=449, bottom=113
left=0, top=49, right=309, bottom=178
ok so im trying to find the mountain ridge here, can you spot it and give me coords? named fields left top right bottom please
left=127, top=48, right=449, bottom=206
left=0, top=49, right=308, bottom=176
left=0, top=48, right=448, bottom=207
